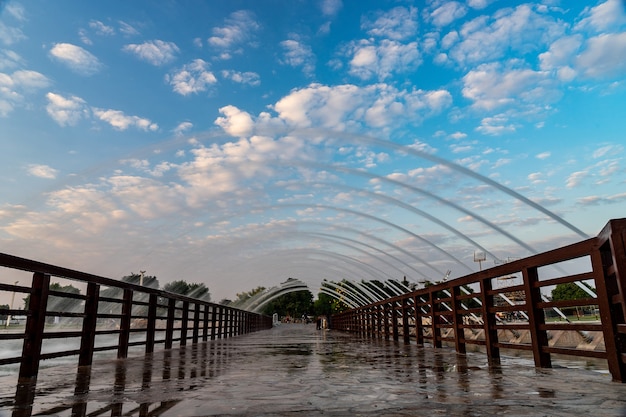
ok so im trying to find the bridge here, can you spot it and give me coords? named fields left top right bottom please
left=1, top=218, right=626, bottom=416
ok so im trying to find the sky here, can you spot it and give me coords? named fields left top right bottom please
left=1, top=0, right=625, bottom=304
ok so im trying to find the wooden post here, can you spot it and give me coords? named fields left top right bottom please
left=430, top=291, right=442, bottom=348
left=180, top=300, right=189, bottom=346
left=203, top=304, right=210, bottom=341
left=19, top=272, right=50, bottom=380
left=451, top=285, right=466, bottom=354
left=118, top=289, right=133, bottom=358
left=78, top=282, right=100, bottom=367
left=414, top=295, right=424, bottom=345
left=192, top=303, right=200, bottom=344
left=165, top=297, right=176, bottom=350
left=211, top=305, right=218, bottom=340
left=522, top=266, right=551, bottom=368
left=480, top=277, right=500, bottom=363
left=593, top=219, right=626, bottom=382
left=145, top=293, right=157, bottom=354
left=402, top=298, right=410, bottom=344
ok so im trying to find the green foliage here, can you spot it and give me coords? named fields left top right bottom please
left=163, top=280, right=210, bottom=301
left=261, top=289, right=313, bottom=318
left=551, top=282, right=594, bottom=302
left=313, top=291, right=349, bottom=316
left=234, top=286, right=266, bottom=305
left=23, top=282, right=81, bottom=311
left=0, top=304, right=9, bottom=320
left=121, top=273, right=159, bottom=289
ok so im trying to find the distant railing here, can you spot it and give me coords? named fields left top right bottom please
left=331, top=218, right=626, bottom=382
left=0, top=254, right=272, bottom=381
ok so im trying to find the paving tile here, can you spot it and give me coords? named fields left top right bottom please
left=1, top=324, right=626, bottom=416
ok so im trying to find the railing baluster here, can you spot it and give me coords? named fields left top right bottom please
left=19, top=272, right=50, bottom=380
left=78, top=282, right=100, bottom=367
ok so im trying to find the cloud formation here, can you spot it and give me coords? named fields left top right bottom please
left=49, top=43, right=103, bottom=75
left=123, top=40, right=179, bottom=66
left=167, top=59, right=217, bottom=95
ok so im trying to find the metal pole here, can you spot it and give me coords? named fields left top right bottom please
left=5, top=280, right=18, bottom=328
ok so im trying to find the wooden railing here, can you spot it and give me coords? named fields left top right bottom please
left=0, top=254, right=272, bottom=381
left=331, top=218, right=626, bottom=382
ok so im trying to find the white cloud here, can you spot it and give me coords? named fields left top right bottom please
left=528, top=172, right=544, bottom=184
left=166, top=59, right=217, bottom=95
left=216, top=83, right=452, bottom=132
left=221, top=69, right=260, bottom=86
left=593, top=144, right=623, bottom=158
left=476, top=114, right=518, bottom=135
left=49, top=43, right=102, bottom=75
left=449, top=131, right=467, bottom=140
left=123, top=40, right=179, bottom=66
left=119, top=21, right=140, bottom=36
left=45, top=92, right=88, bottom=126
left=89, top=20, right=115, bottom=36
left=279, top=39, right=315, bottom=76
left=174, top=121, right=193, bottom=135
left=536, top=152, right=551, bottom=159
left=576, top=0, right=626, bottom=32
left=0, top=49, right=24, bottom=70
left=361, top=6, right=418, bottom=40
left=27, top=164, right=58, bottom=179
left=0, top=21, right=26, bottom=45
left=445, top=4, right=566, bottom=67
left=566, top=170, right=588, bottom=188
left=320, top=0, right=342, bottom=16
left=93, top=108, right=158, bottom=131
left=538, top=35, right=582, bottom=81
left=428, top=2, right=468, bottom=27
left=462, top=62, right=557, bottom=110
left=576, top=33, right=626, bottom=79
left=215, top=105, right=255, bottom=137
left=208, top=10, right=260, bottom=58
left=0, top=69, right=49, bottom=116
left=347, top=39, right=421, bottom=80
left=467, top=0, right=494, bottom=10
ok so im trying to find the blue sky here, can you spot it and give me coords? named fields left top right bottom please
left=1, top=0, right=625, bottom=302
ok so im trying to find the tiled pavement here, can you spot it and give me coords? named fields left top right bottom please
left=2, top=324, right=626, bottom=416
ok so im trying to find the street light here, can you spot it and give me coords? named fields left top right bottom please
left=474, top=251, right=486, bottom=271
left=5, top=281, right=19, bottom=328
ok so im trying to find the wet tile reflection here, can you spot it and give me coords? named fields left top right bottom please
left=2, top=325, right=626, bottom=416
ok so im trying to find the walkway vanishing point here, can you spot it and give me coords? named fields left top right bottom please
left=1, top=218, right=626, bottom=416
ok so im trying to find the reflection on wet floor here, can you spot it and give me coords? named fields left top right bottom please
left=2, top=324, right=626, bottom=416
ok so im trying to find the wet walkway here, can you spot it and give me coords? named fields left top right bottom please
left=2, top=324, right=626, bottom=416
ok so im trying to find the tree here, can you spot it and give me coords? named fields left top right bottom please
left=234, top=286, right=266, bottom=305
left=551, top=282, right=596, bottom=317
left=261, top=289, right=313, bottom=319
left=551, top=282, right=593, bottom=302
left=0, top=304, right=9, bottom=321
left=163, top=280, right=210, bottom=301
left=23, top=282, right=81, bottom=312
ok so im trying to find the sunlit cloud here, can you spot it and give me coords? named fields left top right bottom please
left=27, top=164, right=58, bottom=179
left=221, top=69, right=260, bottom=86
left=361, top=6, right=418, bottom=40
left=279, top=39, right=315, bottom=77
left=167, top=59, right=217, bottom=95
left=0, top=69, right=50, bottom=116
left=49, top=43, right=102, bottom=75
left=45, top=92, right=88, bottom=126
left=123, top=40, right=179, bottom=66
left=93, top=108, right=158, bottom=131
left=208, top=10, right=260, bottom=59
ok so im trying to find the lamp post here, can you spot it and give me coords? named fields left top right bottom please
left=5, top=281, right=19, bottom=328
left=474, top=251, right=486, bottom=271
